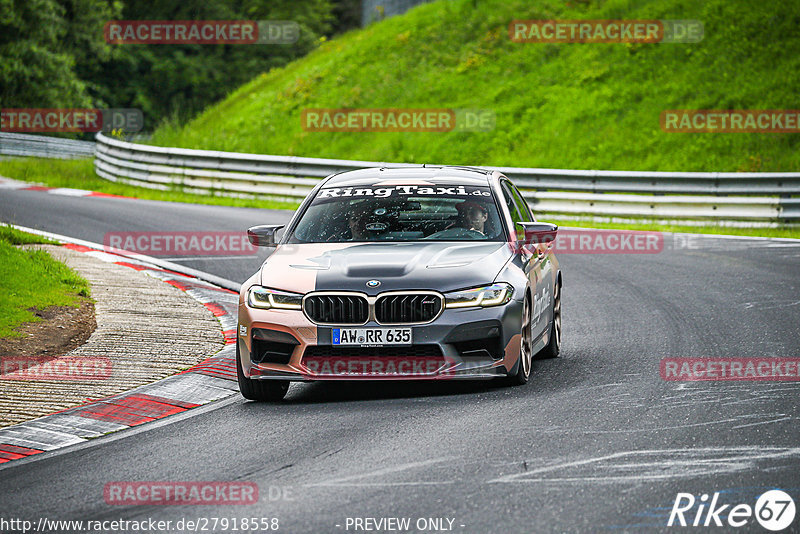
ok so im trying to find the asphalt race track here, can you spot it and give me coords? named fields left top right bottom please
left=1, top=188, right=799, bottom=533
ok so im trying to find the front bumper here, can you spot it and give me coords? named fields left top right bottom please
left=238, top=299, right=523, bottom=381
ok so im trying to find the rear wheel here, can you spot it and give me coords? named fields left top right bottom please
left=538, top=281, right=561, bottom=359
left=236, top=344, right=289, bottom=401
left=507, top=294, right=533, bottom=385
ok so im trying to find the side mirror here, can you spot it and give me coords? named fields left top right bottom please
left=516, top=222, right=558, bottom=246
left=247, top=225, right=284, bottom=247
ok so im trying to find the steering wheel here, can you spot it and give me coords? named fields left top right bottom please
left=425, top=227, right=486, bottom=240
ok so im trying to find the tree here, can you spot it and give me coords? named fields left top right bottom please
left=0, top=0, right=93, bottom=107
left=1, top=0, right=337, bottom=132
left=89, top=0, right=335, bottom=128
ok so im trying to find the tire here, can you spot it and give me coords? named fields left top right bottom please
left=236, top=344, right=289, bottom=401
left=537, top=281, right=561, bottom=359
left=507, top=294, right=533, bottom=385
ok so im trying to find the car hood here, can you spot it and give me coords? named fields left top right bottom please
left=259, top=241, right=513, bottom=294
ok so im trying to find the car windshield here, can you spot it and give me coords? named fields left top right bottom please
left=288, top=184, right=506, bottom=243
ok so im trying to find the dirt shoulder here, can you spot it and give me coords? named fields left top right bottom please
left=0, top=299, right=96, bottom=364
left=0, top=245, right=224, bottom=428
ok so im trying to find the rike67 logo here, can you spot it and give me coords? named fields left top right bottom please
left=668, top=490, right=796, bottom=531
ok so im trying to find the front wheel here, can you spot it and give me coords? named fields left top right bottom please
left=236, top=344, right=289, bottom=401
left=507, top=294, right=533, bottom=385
left=538, top=281, right=561, bottom=359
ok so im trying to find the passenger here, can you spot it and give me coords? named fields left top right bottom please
left=347, top=210, right=367, bottom=240
left=347, top=205, right=398, bottom=240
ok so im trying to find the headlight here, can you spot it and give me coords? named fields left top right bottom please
left=444, top=283, right=514, bottom=308
left=247, top=286, right=303, bottom=310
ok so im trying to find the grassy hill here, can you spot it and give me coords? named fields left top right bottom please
left=152, top=0, right=800, bottom=172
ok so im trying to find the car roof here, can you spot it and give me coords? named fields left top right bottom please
left=322, top=166, right=496, bottom=188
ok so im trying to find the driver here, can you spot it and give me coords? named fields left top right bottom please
left=454, top=201, right=489, bottom=235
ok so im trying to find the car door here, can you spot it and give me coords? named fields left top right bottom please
left=501, top=180, right=552, bottom=343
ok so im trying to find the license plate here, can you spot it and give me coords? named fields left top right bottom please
left=332, top=328, right=412, bottom=346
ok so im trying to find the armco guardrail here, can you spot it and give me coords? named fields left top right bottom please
left=94, top=133, right=800, bottom=224
left=0, top=133, right=95, bottom=159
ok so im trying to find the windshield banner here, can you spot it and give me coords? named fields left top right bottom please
left=317, top=185, right=492, bottom=199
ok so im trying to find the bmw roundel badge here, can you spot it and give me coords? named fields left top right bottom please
left=366, top=279, right=381, bottom=288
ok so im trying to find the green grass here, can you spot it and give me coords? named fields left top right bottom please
left=545, top=218, right=800, bottom=239
left=0, top=158, right=299, bottom=211
left=151, top=0, right=800, bottom=172
left=0, top=225, right=58, bottom=245
left=0, top=226, right=92, bottom=338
